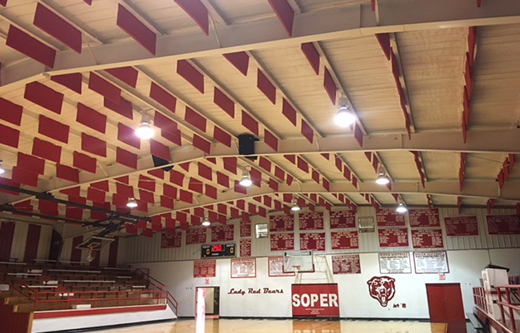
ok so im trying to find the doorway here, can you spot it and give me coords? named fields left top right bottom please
left=195, top=287, right=220, bottom=318
left=426, top=283, right=466, bottom=333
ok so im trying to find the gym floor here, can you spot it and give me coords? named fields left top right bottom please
left=91, top=319, right=450, bottom=333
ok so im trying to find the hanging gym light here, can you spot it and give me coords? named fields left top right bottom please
left=135, top=114, right=155, bottom=139
left=126, top=198, right=138, bottom=208
left=334, top=97, right=356, bottom=127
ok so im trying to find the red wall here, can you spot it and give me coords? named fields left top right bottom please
left=0, top=222, right=15, bottom=261
left=0, top=302, right=31, bottom=333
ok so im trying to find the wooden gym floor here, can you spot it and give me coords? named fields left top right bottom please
left=91, top=319, right=449, bottom=333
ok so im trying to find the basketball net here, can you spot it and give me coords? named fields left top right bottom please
left=86, top=246, right=96, bottom=263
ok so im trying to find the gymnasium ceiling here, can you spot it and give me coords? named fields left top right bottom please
left=1, top=0, right=520, bottom=230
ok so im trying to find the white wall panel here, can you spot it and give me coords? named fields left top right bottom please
left=132, top=249, right=515, bottom=319
left=122, top=207, right=520, bottom=265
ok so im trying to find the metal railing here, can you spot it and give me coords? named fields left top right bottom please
left=473, top=287, right=487, bottom=312
left=135, top=268, right=179, bottom=314
left=495, top=284, right=520, bottom=332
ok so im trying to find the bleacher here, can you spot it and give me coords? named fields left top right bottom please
left=0, top=260, right=176, bottom=314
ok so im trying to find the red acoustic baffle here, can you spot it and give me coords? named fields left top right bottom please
left=213, top=126, right=232, bottom=148
left=214, top=87, right=235, bottom=118
left=32, top=138, right=61, bottom=163
left=282, top=99, right=297, bottom=126
left=185, top=106, right=207, bottom=132
left=257, top=70, right=276, bottom=105
left=177, top=60, right=204, bottom=94
left=38, top=115, right=69, bottom=144
left=105, top=66, right=138, bottom=88
left=301, top=42, right=320, bottom=75
left=6, top=25, right=56, bottom=68
left=223, top=52, right=249, bottom=76
left=174, top=0, right=209, bottom=36
left=264, top=129, right=278, bottom=152
left=17, top=153, right=45, bottom=175
left=89, top=73, right=121, bottom=104
left=0, top=97, right=23, bottom=126
left=116, top=147, right=137, bottom=169
left=51, top=73, right=82, bottom=94
left=81, top=133, right=106, bottom=158
left=117, top=123, right=141, bottom=149
left=116, top=4, right=156, bottom=55
left=150, top=82, right=176, bottom=113
left=24, top=82, right=63, bottom=114
left=104, top=97, right=133, bottom=120
left=33, top=3, right=82, bottom=54
left=56, top=164, right=79, bottom=183
left=267, top=0, right=295, bottom=36
left=76, top=103, right=107, bottom=134
left=193, top=134, right=211, bottom=154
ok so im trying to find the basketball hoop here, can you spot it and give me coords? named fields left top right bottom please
left=293, top=265, right=301, bottom=274
left=86, top=246, right=96, bottom=263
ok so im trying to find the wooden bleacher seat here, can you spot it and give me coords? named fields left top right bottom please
left=0, top=261, right=167, bottom=316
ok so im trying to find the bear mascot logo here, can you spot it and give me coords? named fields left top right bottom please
left=367, top=276, right=396, bottom=307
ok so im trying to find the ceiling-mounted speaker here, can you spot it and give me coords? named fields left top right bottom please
left=152, top=155, right=173, bottom=172
left=238, top=134, right=259, bottom=161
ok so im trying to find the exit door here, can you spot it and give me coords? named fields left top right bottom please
left=195, top=287, right=220, bottom=318
left=426, top=283, right=466, bottom=333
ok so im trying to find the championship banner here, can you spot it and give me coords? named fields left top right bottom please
left=292, top=284, right=340, bottom=317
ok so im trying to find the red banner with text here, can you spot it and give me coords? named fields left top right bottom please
left=292, top=284, right=340, bottom=317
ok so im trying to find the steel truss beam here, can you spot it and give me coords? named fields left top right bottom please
left=3, top=0, right=520, bottom=91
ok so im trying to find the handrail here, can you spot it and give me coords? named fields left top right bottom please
left=135, top=268, right=165, bottom=289
left=494, top=285, right=520, bottom=332
left=135, top=268, right=178, bottom=315
left=0, top=268, right=38, bottom=303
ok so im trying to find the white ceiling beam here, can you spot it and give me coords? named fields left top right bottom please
left=210, top=129, right=520, bottom=156
left=277, top=181, right=519, bottom=201
left=149, top=179, right=520, bottom=213
left=16, top=128, right=520, bottom=202
left=4, top=1, right=520, bottom=91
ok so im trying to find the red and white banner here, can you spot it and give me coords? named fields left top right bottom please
left=330, top=210, right=356, bottom=229
left=211, top=224, right=234, bottom=242
left=270, top=233, right=294, bottom=251
left=377, top=210, right=406, bottom=227
left=409, top=209, right=440, bottom=227
left=486, top=215, right=520, bottom=235
left=332, top=254, right=361, bottom=274
left=378, top=228, right=409, bottom=247
left=186, top=227, right=207, bottom=245
left=269, top=215, right=294, bottom=232
left=331, top=231, right=358, bottom=250
left=411, top=229, right=444, bottom=249
left=193, top=260, right=216, bottom=278
left=300, top=232, right=325, bottom=251
left=299, top=212, right=324, bottom=230
left=445, top=216, right=479, bottom=236
left=161, top=230, right=182, bottom=248
left=240, top=238, right=251, bottom=257
left=292, top=284, right=340, bottom=317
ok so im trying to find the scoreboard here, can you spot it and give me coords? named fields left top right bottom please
left=201, top=243, right=235, bottom=258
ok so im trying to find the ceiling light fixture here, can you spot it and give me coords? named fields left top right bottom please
left=135, top=114, right=155, bottom=139
left=0, top=161, right=5, bottom=175
left=291, top=198, right=301, bottom=212
left=375, top=166, right=390, bottom=185
left=396, top=202, right=408, bottom=214
left=334, top=97, right=356, bottom=127
left=202, top=219, right=211, bottom=227
left=239, top=170, right=253, bottom=187
left=126, top=198, right=138, bottom=208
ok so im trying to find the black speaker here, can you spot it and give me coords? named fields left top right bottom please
left=152, top=155, right=173, bottom=172
left=238, top=134, right=259, bottom=161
